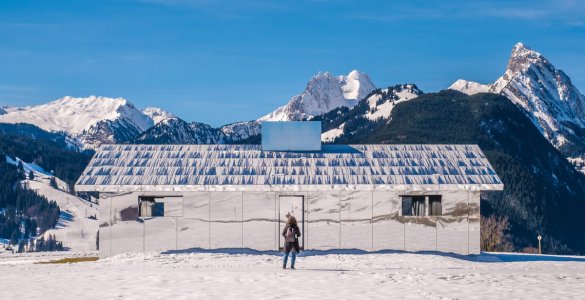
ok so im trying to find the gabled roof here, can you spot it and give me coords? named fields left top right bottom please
left=75, top=144, right=503, bottom=192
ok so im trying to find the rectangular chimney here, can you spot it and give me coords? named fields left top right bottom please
left=261, top=121, right=321, bottom=151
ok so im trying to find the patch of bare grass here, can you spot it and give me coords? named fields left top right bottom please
left=38, top=257, right=98, bottom=264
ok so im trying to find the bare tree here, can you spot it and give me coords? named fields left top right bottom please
left=481, top=215, right=513, bottom=252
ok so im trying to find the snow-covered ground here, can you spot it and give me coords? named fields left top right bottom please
left=321, top=122, right=345, bottom=142
left=364, top=89, right=417, bottom=121
left=0, top=250, right=583, bottom=299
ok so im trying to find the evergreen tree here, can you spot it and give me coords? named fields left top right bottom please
left=35, top=236, right=45, bottom=251
left=68, top=183, right=75, bottom=194
left=49, top=177, right=58, bottom=189
left=17, top=240, right=25, bottom=253
left=28, top=170, right=34, bottom=180
left=10, top=229, right=19, bottom=245
left=17, top=161, right=25, bottom=180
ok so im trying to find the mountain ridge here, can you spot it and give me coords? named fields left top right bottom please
left=0, top=96, right=159, bottom=149
left=449, top=43, right=585, bottom=169
left=136, top=70, right=375, bottom=143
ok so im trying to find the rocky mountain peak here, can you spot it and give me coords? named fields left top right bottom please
left=260, top=70, right=376, bottom=121
left=143, top=107, right=176, bottom=124
left=450, top=42, right=585, bottom=166
left=506, top=42, right=547, bottom=74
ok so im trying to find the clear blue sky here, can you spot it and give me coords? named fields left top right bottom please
left=1, top=0, right=584, bottom=126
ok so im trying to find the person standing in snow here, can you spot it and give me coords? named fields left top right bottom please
left=282, top=214, right=301, bottom=269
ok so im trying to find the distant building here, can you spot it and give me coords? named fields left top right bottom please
left=76, top=121, right=503, bottom=258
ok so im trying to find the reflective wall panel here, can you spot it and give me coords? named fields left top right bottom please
left=178, top=218, right=209, bottom=250
left=437, top=217, right=469, bottom=254
left=340, top=191, right=372, bottom=250
left=184, top=192, right=210, bottom=219
left=307, top=191, right=340, bottom=250
left=178, top=192, right=210, bottom=249
left=161, top=196, right=183, bottom=217
left=469, top=217, right=480, bottom=254
left=440, top=191, right=466, bottom=215
left=144, top=217, right=177, bottom=252
left=372, top=191, right=404, bottom=251
left=110, top=192, right=143, bottom=256
left=437, top=190, right=470, bottom=254
left=243, top=192, right=276, bottom=251
left=210, top=192, right=243, bottom=248
left=404, top=218, right=437, bottom=252
left=99, top=195, right=111, bottom=258
left=468, top=191, right=481, bottom=254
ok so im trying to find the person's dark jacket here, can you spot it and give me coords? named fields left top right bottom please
left=282, top=223, right=301, bottom=253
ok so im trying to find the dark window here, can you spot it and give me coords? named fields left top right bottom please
left=429, top=196, right=442, bottom=216
left=139, top=197, right=165, bottom=217
left=138, top=196, right=183, bottom=217
left=401, top=196, right=425, bottom=216
left=401, top=196, right=412, bottom=216
left=401, top=195, right=442, bottom=216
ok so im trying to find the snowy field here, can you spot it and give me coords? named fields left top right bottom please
left=1, top=250, right=584, bottom=300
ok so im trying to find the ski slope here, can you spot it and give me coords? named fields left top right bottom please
left=4, top=156, right=98, bottom=252
left=0, top=251, right=583, bottom=299
left=26, top=179, right=98, bottom=252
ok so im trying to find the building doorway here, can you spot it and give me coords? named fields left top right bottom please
left=278, top=195, right=305, bottom=251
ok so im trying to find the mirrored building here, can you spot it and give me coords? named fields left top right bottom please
left=76, top=122, right=503, bottom=258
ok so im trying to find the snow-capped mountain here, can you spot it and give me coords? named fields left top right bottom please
left=492, top=43, right=585, bottom=155
left=0, top=96, right=174, bottom=148
left=134, top=117, right=225, bottom=144
left=448, top=79, right=491, bottom=95
left=260, top=70, right=376, bottom=121
left=319, top=84, right=422, bottom=142
left=450, top=43, right=585, bottom=163
left=142, top=107, right=175, bottom=124
left=220, top=120, right=261, bottom=141
left=0, top=70, right=376, bottom=146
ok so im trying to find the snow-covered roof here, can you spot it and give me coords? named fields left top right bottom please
left=75, top=144, right=503, bottom=192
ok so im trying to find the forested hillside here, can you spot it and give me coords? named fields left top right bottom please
left=0, top=124, right=93, bottom=188
left=0, top=124, right=93, bottom=251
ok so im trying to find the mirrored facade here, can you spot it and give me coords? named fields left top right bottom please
left=210, top=192, right=242, bottom=248
left=97, top=189, right=488, bottom=257
left=341, top=191, right=372, bottom=250
left=243, top=192, right=276, bottom=250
